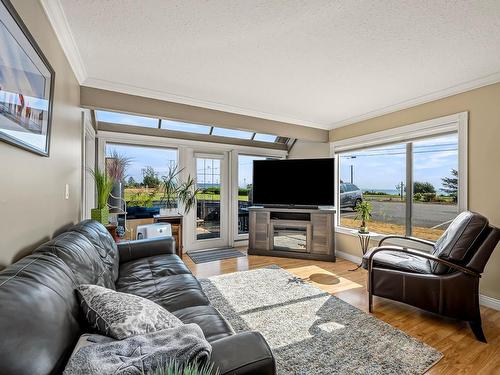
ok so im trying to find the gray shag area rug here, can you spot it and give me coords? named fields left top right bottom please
left=200, top=266, right=442, bottom=375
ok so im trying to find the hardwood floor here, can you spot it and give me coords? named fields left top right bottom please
left=184, top=250, right=500, bottom=374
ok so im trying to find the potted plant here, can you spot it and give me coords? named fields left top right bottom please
left=151, top=360, right=218, bottom=375
left=90, top=167, right=114, bottom=225
left=354, top=200, right=372, bottom=234
left=159, top=166, right=200, bottom=216
left=106, top=151, right=132, bottom=211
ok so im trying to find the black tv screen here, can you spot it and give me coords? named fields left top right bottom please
left=252, top=158, right=335, bottom=206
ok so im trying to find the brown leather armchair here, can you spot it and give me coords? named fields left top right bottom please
left=362, top=211, right=500, bottom=342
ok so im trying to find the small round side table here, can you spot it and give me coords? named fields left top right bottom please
left=349, top=230, right=378, bottom=271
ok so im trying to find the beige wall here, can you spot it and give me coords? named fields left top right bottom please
left=288, top=140, right=331, bottom=159
left=0, top=0, right=82, bottom=267
left=330, top=82, right=500, bottom=300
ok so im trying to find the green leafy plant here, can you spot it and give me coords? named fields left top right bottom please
left=354, top=200, right=372, bottom=233
left=159, top=166, right=200, bottom=214
left=89, top=167, right=114, bottom=224
left=150, top=360, right=218, bottom=375
left=127, top=189, right=158, bottom=208
left=90, top=168, right=114, bottom=209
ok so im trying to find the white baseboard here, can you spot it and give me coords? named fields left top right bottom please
left=479, top=294, right=500, bottom=311
left=335, top=251, right=500, bottom=311
left=336, top=250, right=362, bottom=265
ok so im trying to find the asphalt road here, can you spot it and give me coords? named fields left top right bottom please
left=341, top=201, right=458, bottom=228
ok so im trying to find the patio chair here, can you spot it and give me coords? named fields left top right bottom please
left=362, top=211, right=500, bottom=342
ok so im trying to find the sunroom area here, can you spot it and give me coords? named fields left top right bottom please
left=84, top=106, right=297, bottom=253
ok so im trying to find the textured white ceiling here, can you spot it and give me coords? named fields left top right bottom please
left=49, top=0, right=500, bottom=129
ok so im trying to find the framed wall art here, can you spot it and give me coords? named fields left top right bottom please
left=0, top=0, right=55, bottom=156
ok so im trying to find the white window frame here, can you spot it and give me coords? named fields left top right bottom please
left=330, top=112, right=468, bottom=240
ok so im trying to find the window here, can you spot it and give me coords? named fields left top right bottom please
left=253, top=133, right=278, bottom=142
left=339, top=143, right=407, bottom=236
left=212, top=127, right=254, bottom=139
left=96, top=110, right=158, bottom=128
left=334, top=113, right=466, bottom=242
left=412, top=134, right=459, bottom=240
left=160, top=119, right=211, bottom=134
left=105, top=143, right=177, bottom=221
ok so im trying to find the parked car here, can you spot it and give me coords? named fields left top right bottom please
left=340, top=183, right=363, bottom=209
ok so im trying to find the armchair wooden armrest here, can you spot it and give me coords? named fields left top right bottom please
left=378, top=235, right=435, bottom=248
left=366, top=246, right=480, bottom=277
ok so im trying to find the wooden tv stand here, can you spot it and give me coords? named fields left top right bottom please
left=248, top=206, right=336, bottom=261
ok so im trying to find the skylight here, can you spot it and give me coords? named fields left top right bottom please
left=161, top=119, right=211, bottom=134
left=212, top=127, right=254, bottom=139
left=95, top=110, right=286, bottom=145
left=96, top=110, right=158, bottom=128
left=253, top=133, right=278, bottom=142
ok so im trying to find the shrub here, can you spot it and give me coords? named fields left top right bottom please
left=414, top=192, right=423, bottom=201
left=422, top=193, right=436, bottom=202
left=414, top=181, right=436, bottom=194
left=364, top=190, right=390, bottom=196
left=238, top=188, right=249, bottom=196
left=432, top=195, right=447, bottom=203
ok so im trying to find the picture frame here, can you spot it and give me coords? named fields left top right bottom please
left=0, top=0, right=55, bottom=156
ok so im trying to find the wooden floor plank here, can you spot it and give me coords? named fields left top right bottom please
left=184, top=249, right=500, bottom=374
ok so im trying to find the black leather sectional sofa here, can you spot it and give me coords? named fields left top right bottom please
left=0, top=220, right=275, bottom=374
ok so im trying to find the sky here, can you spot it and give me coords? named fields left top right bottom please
left=106, top=143, right=265, bottom=188
left=339, top=133, right=458, bottom=193
left=106, top=143, right=177, bottom=182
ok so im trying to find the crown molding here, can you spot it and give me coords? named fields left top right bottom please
left=40, top=0, right=87, bottom=83
left=329, top=71, right=500, bottom=129
left=82, top=77, right=330, bottom=130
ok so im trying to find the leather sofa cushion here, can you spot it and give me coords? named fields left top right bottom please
left=69, top=220, right=120, bottom=282
left=0, top=252, right=82, bottom=375
left=362, top=249, right=432, bottom=274
left=173, top=305, right=234, bottom=342
left=34, top=231, right=115, bottom=289
left=116, top=254, right=209, bottom=312
left=118, top=254, right=191, bottom=282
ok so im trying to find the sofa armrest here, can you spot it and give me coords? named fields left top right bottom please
left=118, top=236, right=176, bottom=263
left=210, top=332, right=275, bottom=375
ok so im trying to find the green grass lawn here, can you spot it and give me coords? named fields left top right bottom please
left=124, top=188, right=249, bottom=203
left=364, top=194, right=455, bottom=204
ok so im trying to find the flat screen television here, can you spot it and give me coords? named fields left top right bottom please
left=252, top=158, right=335, bottom=207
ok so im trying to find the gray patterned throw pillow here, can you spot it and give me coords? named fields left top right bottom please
left=77, top=284, right=182, bottom=339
